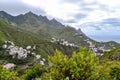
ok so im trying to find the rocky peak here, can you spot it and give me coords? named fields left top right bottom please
left=0, top=11, right=7, bottom=14
left=24, top=11, right=38, bottom=18
left=50, top=18, right=64, bottom=27
left=0, top=11, right=13, bottom=18
left=77, top=28, right=84, bottom=34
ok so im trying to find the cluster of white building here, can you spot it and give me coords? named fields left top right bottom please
left=1, top=39, right=113, bottom=69
left=2, top=41, right=34, bottom=59
left=2, top=40, right=45, bottom=69
left=35, top=54, right=46, bottom=65
left=85, top=39, right=111, bottom=57
left=51, top=38, right=112, bottom=57
left=51, top=38, right=78, bottom=47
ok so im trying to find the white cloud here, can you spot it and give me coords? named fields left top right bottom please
left=22, top=0, right=120, bottom=42
left=0, top=0, right=120, bottom=42
left=97, top=0, right=120, bottom=8
left=22, top=0, right=80, bottom=21
left=84, top=0, right=95, bottom=4
left=80, top=20, right=120, bottom=37
left=22, top=0, right=120, bottom=28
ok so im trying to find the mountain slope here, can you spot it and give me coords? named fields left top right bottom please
left=0, top=19, right=80, bottom=74
left=0, top=11, right=120, bottom=50
left=0, top=18, right=79, bottom=57
left=0, top=18, right=47, bottom=46
left=0, top=18, right=80, bottom=70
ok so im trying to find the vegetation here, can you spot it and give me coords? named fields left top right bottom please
left=110, top=66, right=120, bottom=80
left=0, top=47, right=120, bottom=80
left=0, top=66, right=19, bottom=80
left=22, top=64, right=44, bottom=80
left=102, top=47, right=120, bottom=60
left=42, top=48, right=120, bottom=80
left=43, top=48, right=99, bottom=80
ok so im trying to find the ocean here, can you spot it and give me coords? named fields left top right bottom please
left=88, top=35, right=120, bottom=43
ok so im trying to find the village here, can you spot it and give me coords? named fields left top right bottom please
left=51, top=38, right=111, bottom=57
left=2, top=40, right=45, bottom=69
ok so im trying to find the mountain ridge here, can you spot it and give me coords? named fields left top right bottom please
left=0, top=11, right=120, bottom=51
left=0, top=18, right=79, bottom=56
left=0, top=11, right=65, bottom=28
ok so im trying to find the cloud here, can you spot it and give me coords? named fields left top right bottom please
left=79, top=18, right=120, bottom=38
left=0, top=0, right=45, bottom=16
left=1, top=0, right=120, bottom=29
left=0, top=0, right=120, bottom=42
left=22, top=0, right=80, bottom=21
left=74, top=14, right=87, bottom=20
left=101, top=18, right=120, bottom=26
left=97, top=0, right=120, bottom=8
left=64, top=20, right=76, bottom=23
left=0, top=0, right=120, bottom=27
left=62, top=13, right=87, bottom=24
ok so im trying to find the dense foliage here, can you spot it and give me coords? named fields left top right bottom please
left=43, top=48, right=98, bottom=80
left=42, top=48, right=118, bottom=80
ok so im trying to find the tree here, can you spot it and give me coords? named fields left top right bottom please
left=43, top=47, right=101, bottom=80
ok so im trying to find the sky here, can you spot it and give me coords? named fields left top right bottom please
left=0, top=0, right=120, bottom=42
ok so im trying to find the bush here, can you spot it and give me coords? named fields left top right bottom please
left=43, top=47, right=103, bottom=80
left=0, top=66, right=19, bottom=80
left=22, top=64, right=44, bottom=80
left=110, top=66, right=120, bottom=80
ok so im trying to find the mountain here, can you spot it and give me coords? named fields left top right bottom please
left=0, top=11, right=120, bottom=74
left=0, top=18, right=81, bottom=74
left=0, top=18, right=48, bottom=46
left=0, top=18, right=79, bottom=62
left=0, top=11, right=120, bottom=50
left=0, top=11, right=64, bottom=28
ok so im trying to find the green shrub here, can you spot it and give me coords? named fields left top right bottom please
left=22, top=64, right=44, bottom=80
left=0, top=66, right=19, bottom=80
left=43, top=47, right=105, bottom=80
left=110, top=66, right=120, bottom=80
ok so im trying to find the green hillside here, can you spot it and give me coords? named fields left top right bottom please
left=0, top=11, right=119, bottom=50
left=0, top=19, right=79, bottom=67
left=102, top=47, right=120, bottom=60
left=0, top=18, right=48, bottom=46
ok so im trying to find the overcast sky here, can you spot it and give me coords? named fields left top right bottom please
left=0, top=0, right=120, bottom=42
